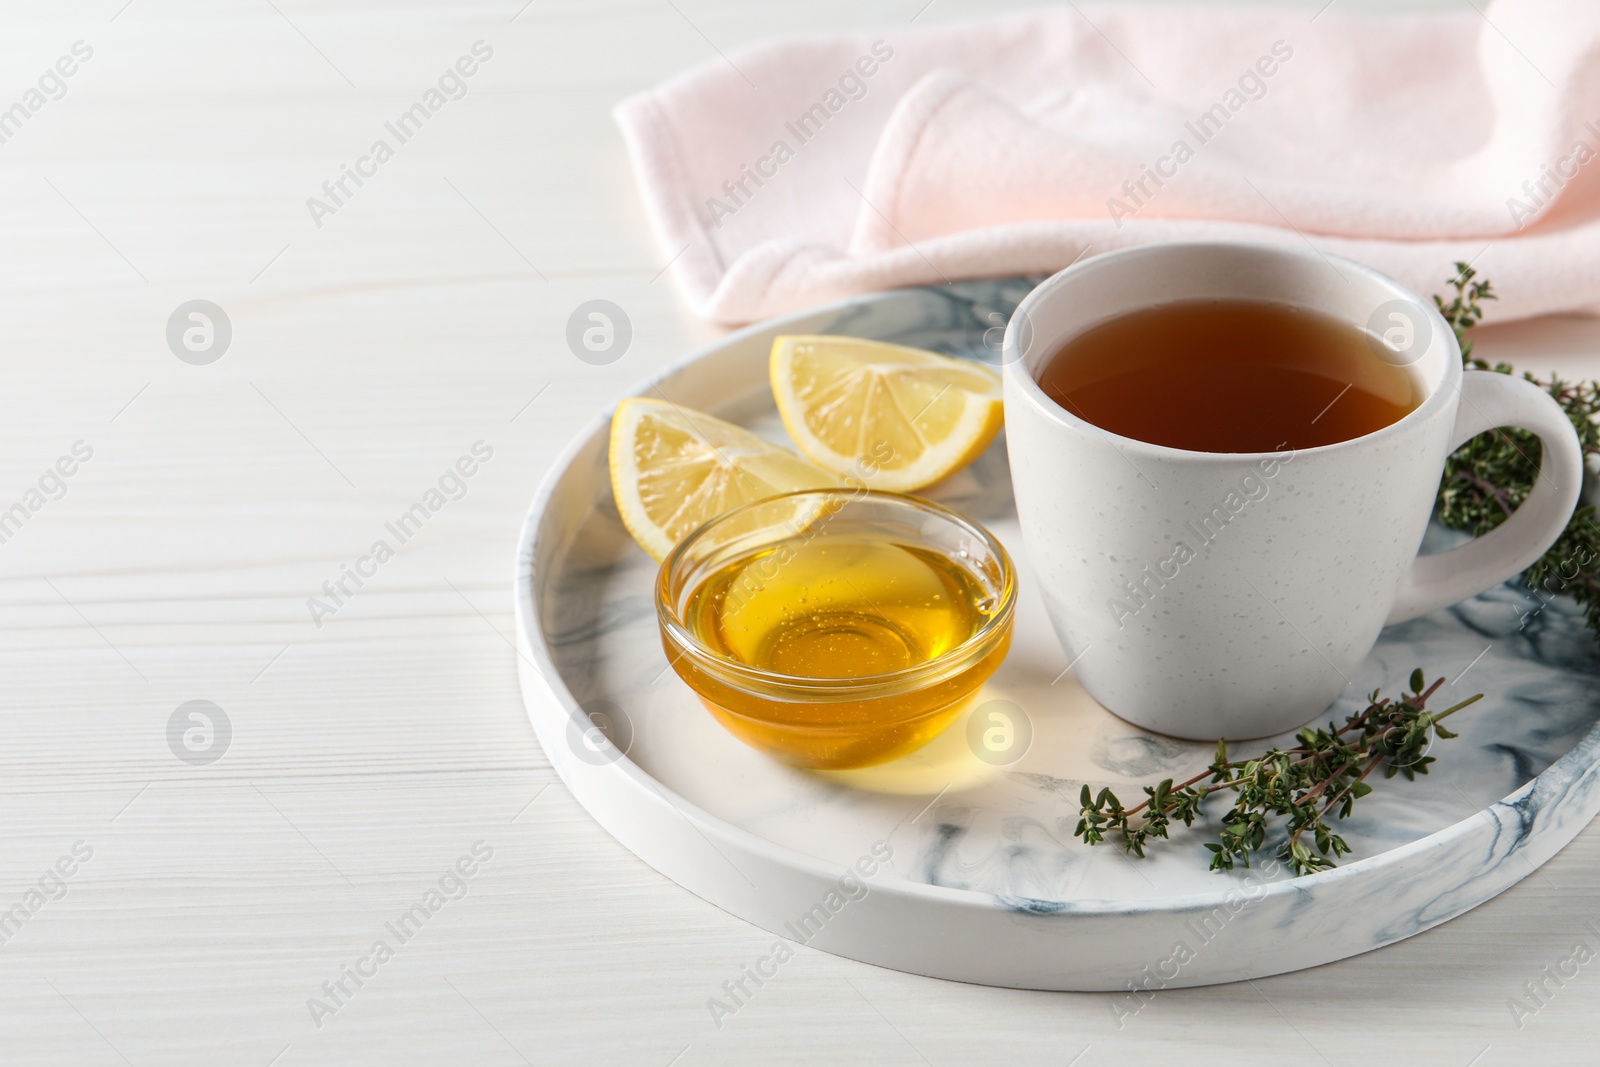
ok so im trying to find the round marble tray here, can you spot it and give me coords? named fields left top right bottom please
left=513, top=278, right=1600, bottom=991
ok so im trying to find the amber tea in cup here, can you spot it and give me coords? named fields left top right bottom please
left=657, top=490, right=1015, bottom=769
left=1037, top=298, right=1422, bottom=452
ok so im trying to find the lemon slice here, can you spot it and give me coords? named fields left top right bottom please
left=608, top=397, right=840, bottom=561
left=770, top=336, right=1003, bottom=491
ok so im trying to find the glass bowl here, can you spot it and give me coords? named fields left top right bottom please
left=656, top=489, right=1016, bottom=769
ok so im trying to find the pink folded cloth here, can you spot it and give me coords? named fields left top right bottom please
left=615, top=1, right=1600, bottom=326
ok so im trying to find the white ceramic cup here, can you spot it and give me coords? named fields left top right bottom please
left=1002, top=242, right=1583, bottom=740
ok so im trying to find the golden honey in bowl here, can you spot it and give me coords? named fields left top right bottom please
left=687, top=538, right=992, bottom=678
left=657, top=491, right=1015, bottom=769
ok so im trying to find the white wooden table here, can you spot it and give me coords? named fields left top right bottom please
left=5, top=0, right=1598, bottom=1063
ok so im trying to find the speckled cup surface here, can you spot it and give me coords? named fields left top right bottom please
left=1003, top=243, right=1584, bottom=740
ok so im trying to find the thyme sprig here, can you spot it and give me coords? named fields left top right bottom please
left=1073, top=672, right=1483, bottom=876
left=1433, top=264, right=1600, bottom=632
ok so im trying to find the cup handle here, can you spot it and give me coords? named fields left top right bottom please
left=1386, top=370, right=1584, bottom=626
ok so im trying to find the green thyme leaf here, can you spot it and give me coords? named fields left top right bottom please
left=1071, top=676, right=1483, bottom=876
left=1433, top=263, right=1600, bottom=635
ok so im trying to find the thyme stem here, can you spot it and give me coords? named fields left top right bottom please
left=1433, top=263, right=1600, bottom=635
left=1073, top=673, right=1483, bottom=876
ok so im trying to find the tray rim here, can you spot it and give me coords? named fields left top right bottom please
left=513, top=278, right=1599, bottom=920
